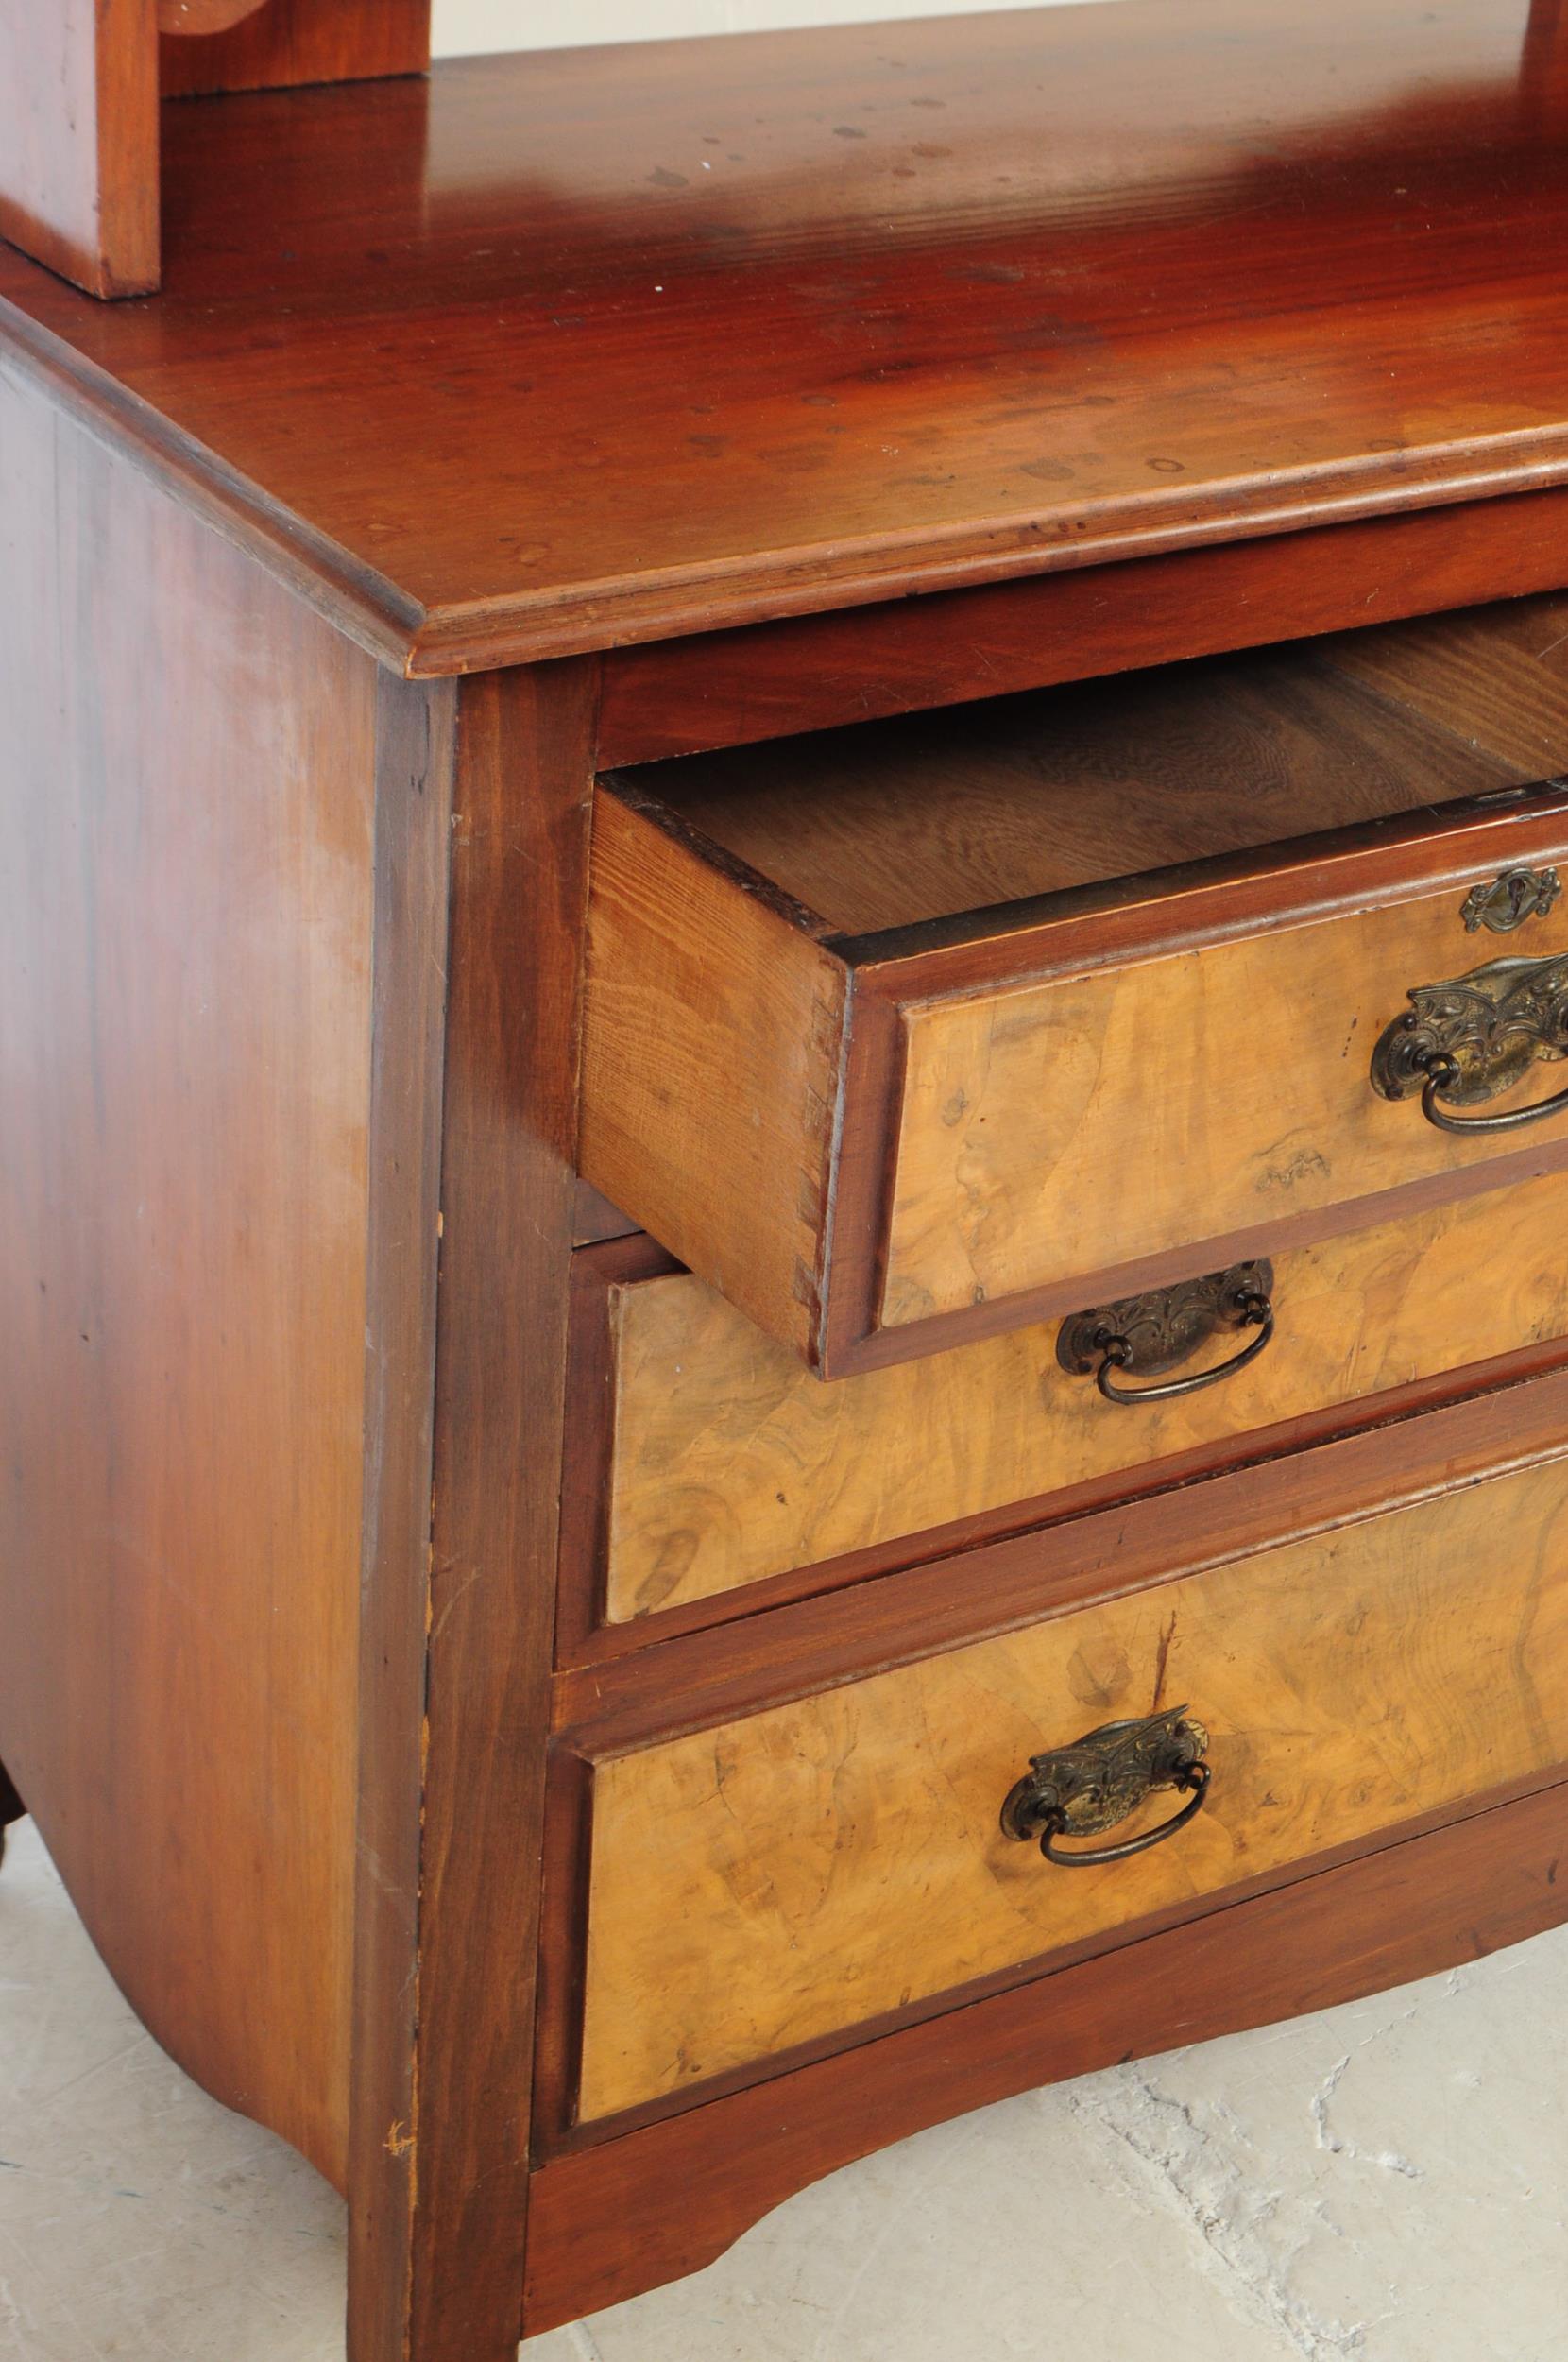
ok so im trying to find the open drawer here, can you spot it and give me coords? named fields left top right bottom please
left=580, top=595, right=1568, bottom=1374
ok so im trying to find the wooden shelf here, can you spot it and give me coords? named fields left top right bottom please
left=4, top=0, right=1568, bottom=672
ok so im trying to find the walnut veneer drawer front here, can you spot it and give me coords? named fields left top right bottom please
left=575, top=1448, right=1568, bottom=2122
left=580, top=603, right=1568, bottom=1375
left=572, top=1168, right=1568, bottom=1633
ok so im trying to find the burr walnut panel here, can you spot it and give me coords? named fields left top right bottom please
left=576, top=1450, right=1568, bottom=2120
left=879, top=848, right=1568, bottom=1331
left=586, top=1165, right=1568, bottom=1629
left=583, top=760, right=1568, bottom=1375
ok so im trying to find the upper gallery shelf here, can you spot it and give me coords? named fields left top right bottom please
left=3, top=0, right=1568, bottom=675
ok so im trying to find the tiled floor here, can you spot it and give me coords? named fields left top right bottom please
left=2, top=1813, right=1563, bottom=2361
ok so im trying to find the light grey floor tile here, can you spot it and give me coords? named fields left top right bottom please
left=3, top=1816, right=1563, bottom=2362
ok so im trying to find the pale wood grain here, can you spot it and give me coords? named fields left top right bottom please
left=602, top=1168, right=1568, bottom=1621
left=580, top=789, right=847, bottom=1363
left=580, top=1453, right=1568, bottom=2116
left=585, top=594, right=1568, bottom=1370
left=882, top=870, right=1568, bottom=1328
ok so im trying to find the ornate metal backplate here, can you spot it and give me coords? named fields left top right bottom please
left=1000, top=1706, right=1210, bottom=1843
left=1056, top=1260, right=1273, bottom=1379
left=1460, top=867, right=1562, bottom=933
left=1370, top=950, right=1568, bottom=1107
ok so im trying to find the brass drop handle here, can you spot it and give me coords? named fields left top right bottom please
left=1000, top=1706, right=1211, bottom=1867
left=1057, top=1262, right=1274, bottom=1407
left=1412, top=1053, right=1568, bottom=1136
left=1371, top=949, right=1568, bottom=1134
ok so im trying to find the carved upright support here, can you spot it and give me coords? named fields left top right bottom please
left=0, top=0, right=430, bottom=299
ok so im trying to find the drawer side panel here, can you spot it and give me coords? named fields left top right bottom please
left=580, top=788, right=848, bottom=1366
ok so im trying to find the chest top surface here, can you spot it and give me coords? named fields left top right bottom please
left=2, top=0, right=1567, bottom=675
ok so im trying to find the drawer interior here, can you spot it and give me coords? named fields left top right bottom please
left=622, top=590, right=1568, bottom=933
left=584, top=588, right=1568, bottom=1375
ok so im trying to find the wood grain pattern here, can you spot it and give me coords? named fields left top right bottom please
left=159, top=0, right=430, bottom=96
left=0, top=362, right=379, bottom=2182
left=596, top=488, right=1568, bottom=766
left=648, top=639, right=1529, bottom=933
left=525, top=1777, right=1568, bottom=2331
left=7, top=3, right=1568, bottom=662
left=592, top=1168, right=1568, bottom=1625
left=554, top=1365, right=1568, bottom=1765
left=587, top=728, right=1568, bottom=1374
left=0, top=0, right=161, bottom=299
left=346, top=670, right=458, bottom=2356
left=349, top=663, right=600, bottom=2362
left=881, top=843, right=1568, bottom=1330
left=159, top=1, right=265, bottom=33
left=580, top=785, right=847, bottom=1365
left=577, top=1453, right=1568, bottom=2118
left=1320, top=592, right=1568, bottom=779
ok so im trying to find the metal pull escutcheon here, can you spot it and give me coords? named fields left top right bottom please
left=1056, top=1262, right=1273, bottom=1405
left=1000, top=1705, right=1211, bottom=1866
left=1371, top=950, right=1568, bottom=1134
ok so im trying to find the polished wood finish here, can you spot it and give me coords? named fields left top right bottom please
left=9, top=9, right=1568, bottom=2353
left=346, top=669, right=458, bottom=2355
left=645, top=625, right=1545, bottom=932
left=7, top=4, right=1568, bottom=665
left=350, top=665, right=601, bottom=2362
left=552, top=1367, right=1568, bottom=1765
left=578, top=1167, right=1568, bottom=1632
left=160, top=1, right=267, bottom=33
left=0, top=364, right=380, bottom=2183
left=575, top=1450, right=1568, bottom=2117
left=596, top=488, right=1568, bottom=765
left=0, top=1, right=430, bottom=301
left=524, top=1777, right=1568, bottom=2332
left=0, top=2, right=161, bottom=299
left=159, top=0, right=431, bottom=97
left=584, top=749, right=1568, bottom=1373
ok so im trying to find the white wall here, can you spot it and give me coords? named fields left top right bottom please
left=432, top=2, right=1108, bottom=57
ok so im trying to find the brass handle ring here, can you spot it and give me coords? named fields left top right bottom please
left=1057, top=1261, right=1273, bottom=1408
left=1415, top=1051, right=1568, bottom=1136
left=1371, top=949, right=1568, bottom=1133
left=1093, top=1291, right=1272, bottom=1404
left=1000, top=1706, right=1212, bottom=1868
left=1038, top=1761, right=1209, bottom=1865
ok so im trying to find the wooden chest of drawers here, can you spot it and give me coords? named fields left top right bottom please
left=3, top=7, right=1568, bottom=2358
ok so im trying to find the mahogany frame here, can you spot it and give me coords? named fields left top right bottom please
left=7, top=282, right=1568, bottom=2357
